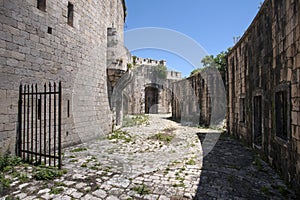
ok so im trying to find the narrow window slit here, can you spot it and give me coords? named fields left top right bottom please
left=67, top=2, right=74, bottom=27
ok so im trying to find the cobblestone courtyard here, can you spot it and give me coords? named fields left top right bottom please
left=1, top=114, right=296, bottom=199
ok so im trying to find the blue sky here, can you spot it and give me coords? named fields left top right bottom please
left=124, top=0, right=263, bottom=77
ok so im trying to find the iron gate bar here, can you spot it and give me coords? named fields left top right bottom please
left=53, top=83, right=56, bottom=166
left=54, top=83, right=56, bottom=167
left=39, top=93, right=42, bottom=164
left=58, top=82, right=62, bottom=169
left=49, top=83, right=51, bottom=166
left=17, top=82, right=62, bottom=169
left=26, top=85, right=29, bottom=161
left=31, top=84, right=33, bottom=162
left=44, top=84, right=46, bottom=164
left=35, top=84, right=38, bottom=162
left=17, top=84, right=22, bottom=157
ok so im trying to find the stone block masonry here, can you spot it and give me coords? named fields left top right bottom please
left=171, top=67, right=226, bottom=127
left=123, top=58, right=182, bottom=116
left=0, top=0, right=127, bottom=153
left=226, top=0, right=300, bottom=193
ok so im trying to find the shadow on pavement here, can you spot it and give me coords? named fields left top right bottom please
left=194, top=133, right=296, bottom=200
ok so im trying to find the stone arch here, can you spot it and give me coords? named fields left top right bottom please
left=144, top=83, right=161, bottom=114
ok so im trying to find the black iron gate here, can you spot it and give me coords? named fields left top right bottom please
left=17, top=82, right=62, bottom=168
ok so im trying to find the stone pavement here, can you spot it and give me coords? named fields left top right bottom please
left=1, top=114, right=297, bottom=199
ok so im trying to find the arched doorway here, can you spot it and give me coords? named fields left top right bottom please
left=145, top=86, right=159, bottom=114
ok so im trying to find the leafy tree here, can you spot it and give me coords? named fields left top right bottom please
left=213, top=50, right=229, bottom=83
left=189, top=48, right=231, bottom=84
left=201, top=55, right=215, bottom=68
left=154, top=64, right=167, bottom=79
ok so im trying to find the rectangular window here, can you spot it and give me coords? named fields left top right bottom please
left=275, top=90, right=288, bottom=140
left=240, top=98, right=245, bottom=122
left=67, top=2, right=74, bottom=27
left=37, top=0, right=46, bottom=11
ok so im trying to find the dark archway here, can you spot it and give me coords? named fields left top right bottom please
left=145, top=86, right=159, bottom=114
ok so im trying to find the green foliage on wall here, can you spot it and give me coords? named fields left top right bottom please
left=154, top=64, right=167, bottom=79
left=189, top=48, right=231, bottom=83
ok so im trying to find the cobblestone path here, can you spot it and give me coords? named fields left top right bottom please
left=1, top=114, right=297, bottom=199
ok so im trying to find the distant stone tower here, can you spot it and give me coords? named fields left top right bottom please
left=106, top=26, right=132, bottom=127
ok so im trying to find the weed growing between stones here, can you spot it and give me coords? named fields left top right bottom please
left=173, top=183, right=185, bottom=188
left=0, top=151, right=23, bottom=194
left=54, top=182, right=67, bottom=187
left=81, top=163, right=88, bottom=168
left=0, top=173, right=11, bottom=194
left=89, top=166, right=99, bottom=170
left=131, top=184, right=151, bottom=195
left=33, top=166, right=67, bottom=180
left=0, top=151, right=22, bottom=171
left=0, top=151, right=67, bottom=196
left=122, top=114, right=150, bottom=127
left=49, top=186, right=64, bottom=194
left=148, top=126, right=176, bottom=144
left=149, top=132, right=174, bottom=144
left=186, top=158, right=196, bottom=165
left=18, top=172, right=29, bottom=183
left=107, top=129, right=133, bottom=143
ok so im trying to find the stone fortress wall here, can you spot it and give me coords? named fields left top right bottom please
left=227, top=0, right=300, bottom=191
left=123, top=57, right=182, bottom=115
left=171, top=67, right=225, bottom=127
left=0, top=0, right=127, bottom=153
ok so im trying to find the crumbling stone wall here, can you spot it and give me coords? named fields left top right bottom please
left=227, top=0, right=300, bottom=190
left=0, top=0, right=126, bottom=153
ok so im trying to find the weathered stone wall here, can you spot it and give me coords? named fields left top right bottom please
left=123, top=63, right=181, bottom=115
left=171, top=68, right=225, bottom=127
left=0, top=0, right=126, bottom=153
left=227, top=0, right=300, bottom=190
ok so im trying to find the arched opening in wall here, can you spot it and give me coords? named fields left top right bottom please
left=171, top=94, right=181, bottom=121
left=253, top=93, right=263, bottom=148
left=145, top=86, right=159, bottom=114
left=123, top=93, right=129, bottom=115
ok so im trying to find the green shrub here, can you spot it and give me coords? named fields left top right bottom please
left=0, top=151, right=22, bottom=171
